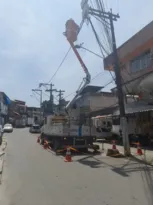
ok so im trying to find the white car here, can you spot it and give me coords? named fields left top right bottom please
left=29, top=124, right=41, bottom=133
left=3, top=124, right=13, bottom=133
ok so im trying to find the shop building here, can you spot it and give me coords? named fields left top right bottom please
left=104, top=20, right=153, bottom=101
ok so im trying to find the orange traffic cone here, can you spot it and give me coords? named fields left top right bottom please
left=112, top=140, right=117, bottom=150
left=64, top=147, right=72, bottom=162
left=137, top=142, right=143, bottom=155
left=37, top=137, right=40, bottom=143
left=43, top=141, right=48, bottom=149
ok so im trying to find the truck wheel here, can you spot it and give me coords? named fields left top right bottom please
left=40, top=134, right=45, bottom=145
left=53, top=138, right=60, bottom=152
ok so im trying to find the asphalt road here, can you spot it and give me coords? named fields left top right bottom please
left=0, top=128, right=153, bottom=205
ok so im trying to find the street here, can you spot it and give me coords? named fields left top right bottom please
left=0, top=128, right=153, bottom=205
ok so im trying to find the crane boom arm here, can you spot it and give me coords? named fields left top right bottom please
left=68, top=41, right=91, bottom=83
left=66, top=41, right=91, bottom=110
left=64, top=19, right=91, bottom=111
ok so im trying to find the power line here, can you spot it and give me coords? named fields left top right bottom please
left=103, top=79, right=114, bottom=88
left=42, top=90, right=59, bottom=102
left=64, top=73, right=113, bottom=100
left=31, top=93, right=40, bottom=103
left=47, top=47, right=71, bottom=84
left=47, top=20, right=85, bottom=84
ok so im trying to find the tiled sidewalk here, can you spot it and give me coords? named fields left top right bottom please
left=97, top=142, right=153, bottom=165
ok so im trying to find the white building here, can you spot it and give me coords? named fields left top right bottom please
left=68, top=85, right=117, bottom=123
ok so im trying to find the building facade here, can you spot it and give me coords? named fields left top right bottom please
left=104, top=20, right=153, bottom=101
left=27, top=107, right=43, bottom=125
left=69, top=86, right=118, bottom=124
left=9, top=100, right=27, bottom=127
left=76, top=91, right=117, bottom=112
left=0, top=92, right=10, bottom=125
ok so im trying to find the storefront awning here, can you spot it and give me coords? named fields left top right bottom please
left=113, top=101, right=153, bottom=116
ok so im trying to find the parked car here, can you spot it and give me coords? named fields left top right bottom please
left=3, top=124, right=13, bottom=133
left=29, top=124, right=41, bottom=133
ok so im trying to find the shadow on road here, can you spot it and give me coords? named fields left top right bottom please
left=76, top=154, right=153, bottom=174
left=77, top=155, right=103, bottom=168
left=76, top=153, right=153, bottom=204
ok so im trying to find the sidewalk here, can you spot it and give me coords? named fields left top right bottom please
left=0, top=135, right=7, bottom=183
left=97, top=142, right=153, bottom=165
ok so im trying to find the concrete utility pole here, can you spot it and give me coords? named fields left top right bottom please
left=39, top=83, right=56, bottom=103
left=39, top=83, right=57, bottom=114
left=32, top=89, right=43, bottom=120
left=32, top=89, right=42, bottom=108
left=81, top=1, right=130, bottom=156
left=46, top=84, right=57, bottom=103
left=56, top=90, right=65, bottom=111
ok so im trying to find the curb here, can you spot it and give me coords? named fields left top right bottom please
left=0, top=152, right=5, bottom=157
left=100, top=143, right=153, bottom=166
left=0, top=136, right=7, bottom=184
left=0, top=158, right=4, bottom=174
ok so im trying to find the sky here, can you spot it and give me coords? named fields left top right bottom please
left=0, top=0, right=153, bottom=106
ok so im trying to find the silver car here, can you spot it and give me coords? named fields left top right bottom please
left=3, top=124, right=13, bottom=133
left=29, top=124, right=41, bottom=133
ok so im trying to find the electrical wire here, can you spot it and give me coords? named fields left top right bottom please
left=89, top=1, right=115, bottom=83
left=91, top=0, right=111, bottom=53
left=100, top=0, right=113, bottom=52
left=91, top=0, right=113, bottom=54
left=88, top=18, right=106, bottom=57
left=47, top=20, right=84, bottom=84
left=64, top=73, right=114, bottom=100
left=47, top=47, right=71, bottom=84
left=93, top=15, right=110, bottom=28
left=42, top=91, right=59, bottom=103
left=31, top=92, right=40, bottom=103
left=102, top=79, right=114, bottom=88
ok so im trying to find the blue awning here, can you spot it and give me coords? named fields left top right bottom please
left=2, top=92, right=11, bottom=105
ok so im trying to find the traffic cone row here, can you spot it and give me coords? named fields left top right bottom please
left=111, top=140, right=143, bottom=156
left=37, top=137, right=73, bottom=162
left=64, top=147, right=72, bottom=162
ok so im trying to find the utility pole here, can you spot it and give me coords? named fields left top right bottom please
left=46, top=83, right=57, bottom=103
left=81, top=1, right=130, bottom=156
left=32, top=89, right=42, bottom=108
left=39, top=83, right=57, bottom=114
left=56, top=90, right=65, bottom=111
left=39, top=83, right=57, bottom=103
left=32, top=89, right=43, bottom=122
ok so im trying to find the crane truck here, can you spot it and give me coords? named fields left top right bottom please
left=40, top=19, right=98, bottom=152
